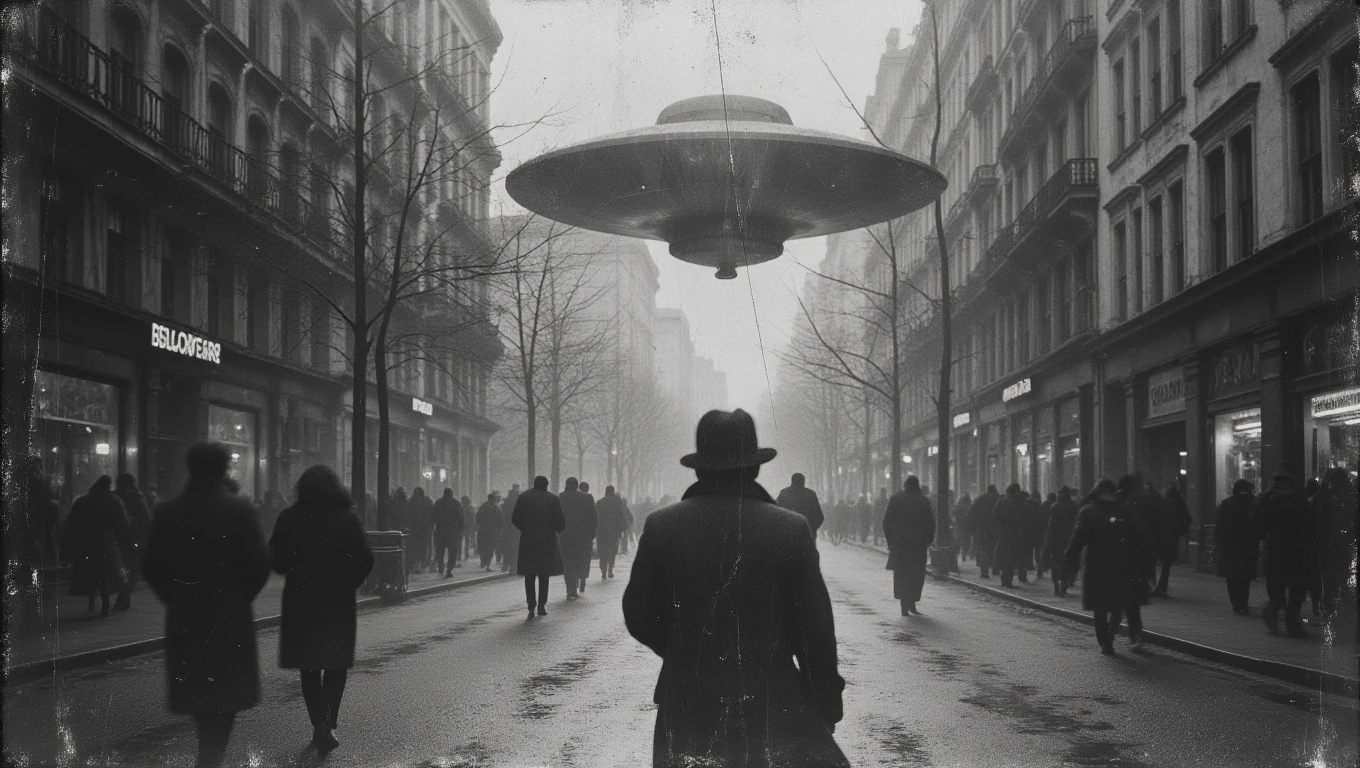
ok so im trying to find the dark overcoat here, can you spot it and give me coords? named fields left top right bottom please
left=431, top=496, right=463, bottom=545
left=882, top=488, right=936, bottom=602
left=476, top=501, right=502, bottom=554
left=596, top=494, right=627, bottom=550
left=116, top=488, right=152, bottom=564
left=270, top=502, right=374, bottom=669
left=1063, top=493, right=1151, bottom=611
left=989, top=493, right=1028, bottom=570
left=967, top=491, right=1000, bottom=551
left=141, top=483, right=271, bottom=714
left=62, top=489, right=130, bottom=596
left=623, top=480, right=848, bottom=768
left=1251, top=481, right=1315, bottom=582
left=1213, top=493, right=1257, bottom=579
left=513, top=488, right=565, bottom=577
left=559, top=488, right=598, bottom=564
left=1041, top=497, right=1078, bottom=568
left=775, top=485, right=825, bottom=534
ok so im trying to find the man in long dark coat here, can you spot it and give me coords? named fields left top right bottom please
left=968, top=485, right=1001, bottom=578
left=431, top=488, right=464, bottom=575
left=406, top=487, right=433, bottom=573
left=775, top=473, right=825, bottom=536
left=882, top=475, right=936, bottom=616
left=1252, top=465, right=1315, bottom=637
left=952, top=493, right=972, bottom=560
left=63, top=475, right=131, bottom=617
left=513, top=476, right=565, bottom=617
left=1064, top=478, right=1151, bottom=655
left=1214, top=479, right=1257, bottom=614
left=500, top=485, right=521, bottom=570
left=989, top=483, right=1028, bottom=587
left=558, top=477, right=598, bottom=599
left=114, top=472, right=151, bottom=606
left=872, top=487, right=889, bottom=545
left=142, top=443, right=271, bottom=768
left=1155, top=484, right=1192, bottom=597
left=623, top=409, right=847, bottom=768
left=476, top=493, right=502, bottom=571
left=596, top=485, right=626, bottom=579
left=1042, top=486, right=1079, bottom=596
left=460, top=495, right=476, bottom=561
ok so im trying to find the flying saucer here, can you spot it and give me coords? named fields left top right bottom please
left=505, top=95, right=948, bottom=279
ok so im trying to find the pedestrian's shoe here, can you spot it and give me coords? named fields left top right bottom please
left=900, top=601, right=910, bottom=616
left=527, top=607, right=536, bottom=619
left=909, top=604, right=922, bottom=616
left=312, top=728, right=339, bottom=752
left=537, top=604, right=548, bottom=616
left=1128, top=634, right=1145, bottom=652
left=579, top=581, right=586, bottom=593
left=1153, top=588, right=1169, bottom=598
left=1100, top=642, right=1115, bottom=656
left=608, top=570, right=614, bottom=579
left=1262, top=609, right=1280, bottom=635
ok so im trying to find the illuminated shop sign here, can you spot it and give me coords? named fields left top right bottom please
left=412, top=397, right=434, bottom=416
left=151, top=322, right=221, bottom=364
left=1147, top=368, right=1186, bottom=419
left=1002, top=378, right=1032, bottom=403
left=953, top=412, right=971, bottom=429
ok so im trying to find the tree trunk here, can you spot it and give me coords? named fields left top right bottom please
left=928, top=2, right=956, bottom=573
left=376, top=333, right=391, bottom=519
left=860, top=389, right=872, bottom=497
left=525, top=393, right=537, bottom=483
left=349, top=0, right=369, bottom=528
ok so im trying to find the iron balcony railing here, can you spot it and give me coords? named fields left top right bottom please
left=27, top=9, right=323, bottom=245
left=944, top=164, right=999, bottom=230
left=998, top=16, right=1096, bottom=155
left=966, top=55, right=996, bottom=112
left=976, top=158, right=1097, bottom=280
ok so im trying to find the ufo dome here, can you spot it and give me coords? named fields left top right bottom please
left=505, top=95, right=947, bottom=279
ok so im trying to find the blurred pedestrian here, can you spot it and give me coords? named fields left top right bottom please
left=141, top=442, right=271, bottom=768
left=775, top=473, right=825, bottom=537
left=622, top=409, right=848, bottom=767
left=500, top=487, right=520, bottom=572
left=620, top=497, right=635, bottom=556
left=1155, top=484, right=1192, bottom=596
left=61, top=475, right=130, bottom=617
left=259, top=490, right=285, bottom=538
left=144, top=482, right=160, bottom=513
left=513, top=476, right=565, bottom=617
left=558, top=477, right=597, bottom=599
left=114, top=472, right=151, bottom=605
left=269, top=465, right=373, bottom=754
left=855, top=494, right=872, bottom=543
left=596, top=485, right=626, bottom=579
left=476, top=493, right=502, bottom=571
left=989, top=484, right=1027, bottom=588
left=388, top=487, right=409, bottom=534
left=952, top=492, right=972, bottom=560
left=432, top=488, right=464, bottom=575
left=1042, top=486, right=1078, bottom=596
left=1213, top=479, right=1258, bottom=614
left=1252, top=464, right=1315, bottom=638
left=832, top=499, right=851, bottom=544
left=882, top=475, right=936, bottom=616
left=1064, top=478, right=1152, bottom=655
left=1035, top=492, right=1057, bottom=576
left=1019, top=491, right=1042, bottom=581
left=968, top=485, right=1001, bottom=578
left=872, top=487, right=888, bottom=546
left=407, top=487, right=433, bottom=573
left=460, top=495, right=476, bottom=561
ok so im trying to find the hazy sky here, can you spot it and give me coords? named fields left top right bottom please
left=488, top=0, right=925, bottom=412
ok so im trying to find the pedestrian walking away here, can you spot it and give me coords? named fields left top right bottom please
left=114, top=472, right=151, bottom=607
left=477, top=493, right=503, bottom=571
left=775, top=472, right=825, bottom=536
left=1252, top=464, right=1316, bottom=638
left=952, top=492, right=972, bottom=561
left=431, top=488, right=464, bottom=576
left=1155, top=484, right=1192, bottom=597
left=1041, top=486, right=1078, bottom=596
left=872, top=487, right=888, bottom=546
left=61, top=475, right=131, bottom=617
left=882, top=475, right=937, bottom=616
left=968, top=485, right=1000, bottom=579
left=623, top=409, right=848, bottom=768
left=1214, top=479, right=1258, bottom=614
left=269, top=465, right=374, bottom=754
left=141, top=442, right=271, bottom=768
left=595, top=485, right=626, bottom=579
left=1063, top=478, right=1153, bottom=655
left=500, top=485, right=521, bottom=571
left=406, top=487, right=433, bottom=573
left=513, top=476, right=565, bottom=617
left=558, top=477, right=598, bottom=599
left=989, top=484, right=1028, bottom=588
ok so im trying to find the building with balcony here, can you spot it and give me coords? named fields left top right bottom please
left=1094, top=0, right=1356, bottom=565
left=3, top=0, right=503, bottom=532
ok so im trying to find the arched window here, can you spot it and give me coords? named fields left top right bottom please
left=108, top=8, right=142, bottom=118
left=309, top=37, right=329, bottom=113
left=161, top=45, right=191, bottom=150
left=280, top=6, right=300, bottom=85
left=206, top=84, right=233, bottom=178
left=247, top=0, right=267, bottom=58
left=279, top=142, right=301, bottom=221
left=246, top=116, right=271, bottom=197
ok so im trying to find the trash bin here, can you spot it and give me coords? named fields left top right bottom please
left=365, top=531, right=407, bottom=603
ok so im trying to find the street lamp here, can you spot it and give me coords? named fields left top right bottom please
left=507, top=95, right=946, bottom=280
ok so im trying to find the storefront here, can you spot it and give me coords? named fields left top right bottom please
left=1140, top=365, right=1188, bottom=494
left=1292, top=298, right=1359, bottom=484
left=952, top=410, right=979, bottom=498
left=1204, top=339, right=1262, bottom=501
left=34, top=369, right=124, bottom=506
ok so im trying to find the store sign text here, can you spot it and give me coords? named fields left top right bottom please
left=151, top=323, right=221, bottom=364
left=1209, top=343, right=1259, bottom=399
left=952, top=412, right=971, bottom=429
left=1146, top=368, right=1185, bottom=419
left=1002, top=378, right=1032, bottom=403
left=412, top=397, right=434, bottom=416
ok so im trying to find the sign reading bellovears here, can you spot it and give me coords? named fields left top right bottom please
left=151, top=322, right=222, bottom=364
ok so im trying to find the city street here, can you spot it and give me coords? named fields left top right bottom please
left=5, top=544, right=1355, bottom=768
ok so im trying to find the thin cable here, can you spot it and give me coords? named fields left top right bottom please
left=708, top=0, right=775, bottom=426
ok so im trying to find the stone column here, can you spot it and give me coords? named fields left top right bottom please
left=1182, top=353, right=1207, bottom=567
left=1123, top=378, right=1138, bottom=475
left=1257, top=326, right=1284, bottom=479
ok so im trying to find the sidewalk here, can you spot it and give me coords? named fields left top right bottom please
left=857, top=541, right=1358, bottom=695
left=4, top=560, right=510, bottom=686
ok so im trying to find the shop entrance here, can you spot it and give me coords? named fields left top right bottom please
left=1141, top=422, right=1187, bottom=494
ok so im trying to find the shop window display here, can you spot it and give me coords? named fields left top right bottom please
left=208, top=404, right=258, bottom=501
left=1013, top=417, right=1033, bottom=491
left=1036, top=407, right=1054, bottom=497
left=1303, top=387, right=1359, bottom=482
left=1213, top=407, right=1262, bottom=499
left=34, top=370, right=120, bottom=506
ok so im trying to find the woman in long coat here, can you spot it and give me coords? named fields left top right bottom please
left=142, top=443, right=271, bottom=768
left=882, top=476, right=936, bottom=616
left=512, top=476, right=565, bottom=617
left=476, top=493, right=502, bottom=571
left=62, top=475, right=130, bottom=617
left=1064, top=479, right=1152, bottom=655
left=270, top=465, right=374, bottom=752
left=1041, top=486, right=1079, bottom=596
left=989, top=484, right=1028, bottom=587
left=1213, top=479, right=1257, bottom=614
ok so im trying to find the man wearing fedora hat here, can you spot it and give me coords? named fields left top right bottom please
left=623, top=409, right=848, bottom=768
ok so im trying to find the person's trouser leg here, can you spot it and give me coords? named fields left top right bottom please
left=1264, top=570, right=1284, bottom=629
left=301, top=670, right=326, bottom=730
left=537, top=575, right=549, bottom=607
left=1157, top=557, right=1172, bottom=593
left=1093, top=610, right=1113, bottom=648
left=1125, top=603, right=1143, bottom=638
left=192, top=711, right=236, bottom=768
left=999, top=560, right=1013, bottom=587
left=322, top=669, right=347, bottom=729
left=524, top=575, right=538, bottom=609
left=1226, top=577, right=1240, bottom=611
left=1285, top=577, right=1307, bottom=631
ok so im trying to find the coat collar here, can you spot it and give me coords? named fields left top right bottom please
left=681, top=478, right=775, bottom=504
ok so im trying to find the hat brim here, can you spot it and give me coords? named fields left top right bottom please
left=679, top=447, right=778, bottom=470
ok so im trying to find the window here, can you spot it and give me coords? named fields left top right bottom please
left=105, top=200, right=139, bottom=302
left=1075, top=93, right=1089, bottom=155
left=162, top=227, right=191, bottom=321
left=247, top=0, right=266, bottom=58
left=1168, top=0, right=1183, bottom=99
left=206, top=256, right=233, bottom=340
left=1148, top=20, right=1162, bottom=117
left=206, top=84, right=233, bottom=178
left=1036, top=277, right=1051, bottom=355
left=40, top=172, right=83, bottom=284
left=1148, top=197, right=1164, bottom=306
left=280, top=6, right=300, bottom=85
left=246, top=117, right=270, bottom=197
left=1114, top=60, right=1126, bottom=152
left=1055, top=258, right=1070, bottom=342
left=1168, top=181, right=1185, bottom=292
left=1017, top=291, right=1030, bottom=364
left=309, top=38, right=329, bottom=113
left=1113, top=221, right=1128, bottom=319
left=1292, top=74, right=1323, bottom=225
left=1231, top=127, right=1254, bottom=259
left=1334, top=43, right=1359, bottom=199
left=161, top=46, right=191, bottom=150
left=1203, top=0, right=1223, bottom=66
left=1130, top=39, right=1142, bottom=135
left=1131, top=207, right=1143, bottom=314
left=1230, top=0, right=1250, bottom=40
left=1206, top=148, right=1227, bottom=271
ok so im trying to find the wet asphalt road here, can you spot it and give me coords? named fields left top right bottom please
left=4, top=544, right=1357, bottom=768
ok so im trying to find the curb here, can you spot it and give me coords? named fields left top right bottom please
left=848, top=541, right=1359, bottom=696
left=3, top=571, right=512, bottom=687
